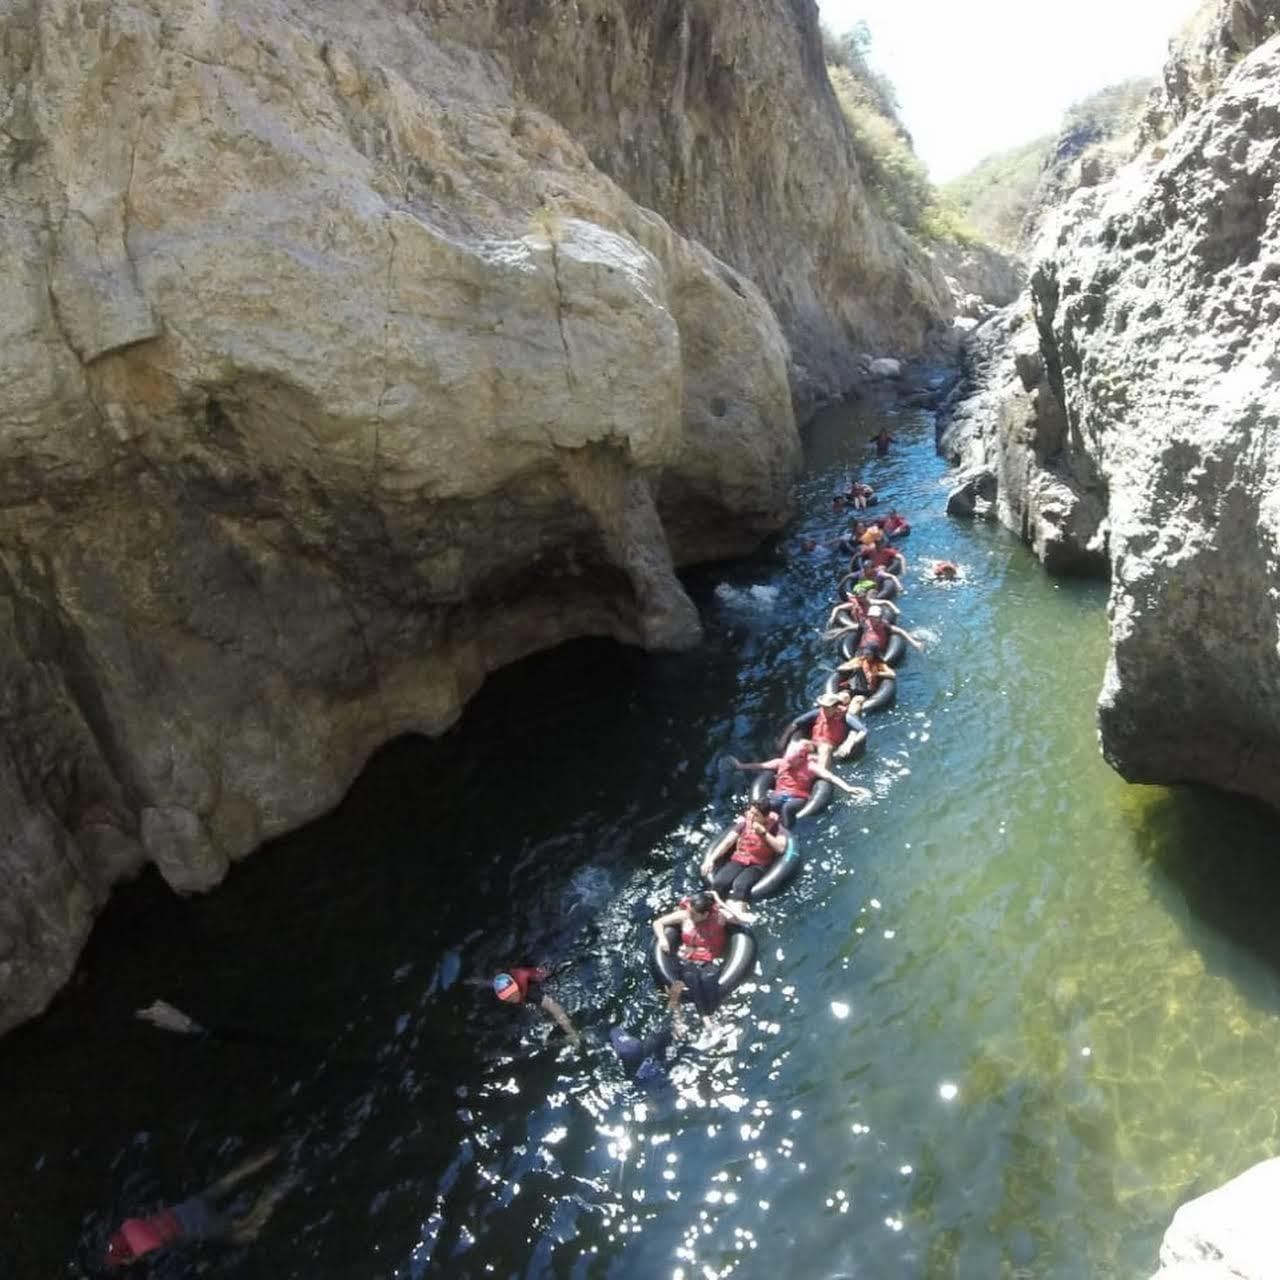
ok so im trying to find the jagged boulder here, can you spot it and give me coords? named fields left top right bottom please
left=1148, top=1159, right=1280, bottom=1280
left=0, top=0, right=802, bottom=1032
left=943, top=36, right=1280, bottom=802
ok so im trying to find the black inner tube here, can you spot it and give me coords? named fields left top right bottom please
left=650, top=924, right=757, bottom=997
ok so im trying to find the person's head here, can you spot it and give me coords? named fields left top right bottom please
left=745, top=799, right=770, bottom=822
left=687, top=891, right=716, bottom=920
left=889, top=507, right=898, bottom=517
left=868, top=605, right=884, bottom=620
left=492, top=972, right=524, bottom=1004
left=851, top=520, right=866, bottom=534
left=786, top=737, right=814, bottom=761
left=800, top=537, right=817, bottom=553
left=816, top=692, right=847, bottom=713
left=852, top=579, right=874, bottom=595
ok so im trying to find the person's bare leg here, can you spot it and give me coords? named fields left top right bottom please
left=201, top=1149, right=279, bottom=1201
left=228, top=1178, right=293, bottom=1244
left=815, top=743, right=834, bottom=771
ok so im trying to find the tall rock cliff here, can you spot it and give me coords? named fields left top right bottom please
left=420, top=0, right=954, bottom=414
left=0, top=0, right=951, bottom=1033
left=941, top=28, right=1280, bottom=807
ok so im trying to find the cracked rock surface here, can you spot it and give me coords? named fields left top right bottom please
left=0, top=0, right=824, bottom=1031
left=941, top=35, right=1280, bottom=806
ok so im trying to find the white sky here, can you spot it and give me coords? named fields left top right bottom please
left=816, top=0, right=1205, bottom=179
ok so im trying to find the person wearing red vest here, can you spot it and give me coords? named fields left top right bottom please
left=835, top=652, right=897, bottom=715
left=882, top=508, right=910, bottom=538
left=105, top=1149, right=285, bottom=1268
left=652, top=890, right=747, bottom=1029
left=728, top=739, right=868, bottom=827
left=807, top=689, right=869, bottom=768
left=855, top=604, right=925, bottom=660
left=492, top=966, right=579, bottom=1043
left=860, top=541, right=905, bottom=577
left=700, top=800, right=787, bottom=900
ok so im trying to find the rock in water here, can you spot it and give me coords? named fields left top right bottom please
left=1148, top=1158, right=1280, bottom=1279
left=942, top=32, right=1280, bottom=805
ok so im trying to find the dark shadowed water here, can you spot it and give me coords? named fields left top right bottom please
left=5, top=388, right=1280, bottom=1280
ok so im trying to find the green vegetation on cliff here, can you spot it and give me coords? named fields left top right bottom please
left=821, top=23, right=980, bottom=247
left=943, top=78, right=1154, bottom=250
left=940, top=136, right=1054, bottom=252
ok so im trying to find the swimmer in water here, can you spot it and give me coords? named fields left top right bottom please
left=929, top=559, right=960, bottom=581
left=105, top=1148, right=287, bottom=1269
left=492, top=967, right=579, bottom=1043
left=871, top=427, right=895, bottom=456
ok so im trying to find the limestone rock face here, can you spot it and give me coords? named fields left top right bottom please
left=1148, top=1159, right=1280, bottom=1280
left=0, top=0, right=812, bottom=1031
left=420, top=0, right=955, bottom=411
left=1142, top=0, right=1280, bottom=142
left=942, top=37, right=1280, bottom=804
left=928, top=240, right=1027, bottom=321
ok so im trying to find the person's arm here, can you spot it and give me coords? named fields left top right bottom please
left=700, top=830, right=737, bottom=877
left=809, top=759, right=871, bottom=798
left=726, top=755, right=781, bottom=773
left=880, top=598, right=901, bottom=619
left=653, top=909, right=685, bottom=950
left=763, top=827, right=788, bottom=855
left=892, top=624, right=925, bottom=653
left=876, top=571, right=903, bottom=595
left=711, top=892, right=751, bottom=924
left=539, top=994, right=579, bottom=1042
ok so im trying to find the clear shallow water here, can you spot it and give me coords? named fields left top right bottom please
left=5, top=389, right=1280, bottom=1279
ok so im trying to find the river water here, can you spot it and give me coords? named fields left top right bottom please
left=5, top=387, right=1280, bottom=1279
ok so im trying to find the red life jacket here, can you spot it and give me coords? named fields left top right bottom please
left=861, top=617, right=890, bottom=650
left=866, top=545, right=897, bottom=570
left=732, top=812, right=781, bottom=866
left=680, top=904, right=728, bottom=963
left=843, top=593, right=870, bottom=621
left=812, top=706, right=849, bottom=746
left=775, top=751, right=816, bottom=798
left=885, top=514, right=907, bottom=533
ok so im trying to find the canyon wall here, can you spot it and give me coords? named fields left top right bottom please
left=941, top=17, right=1280, bottom=805
left=419, top=0, right=955, bottom=416
left=0, top=0, right=953, bottom=1032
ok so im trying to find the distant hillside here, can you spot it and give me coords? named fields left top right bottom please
left=943, top=78, right=1155, bottom=252
left=940, top=136, right=1055, bottom=252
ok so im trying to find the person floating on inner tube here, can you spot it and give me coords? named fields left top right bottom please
left=835, top=650, right=896, bottom=715
left=857, top=604, right=925, bottom=660
left=860, top=539, right=905, bottom=579
left=652, top=890, right=749, bottom=1034
left=492, top=967, right=580, bottom=1043
left=847, top=481, right=875, bottom=510
left=804, top=689, right=868, bottom=769
left=871, top=427, right=895, bottom=456
left=728, top=739, right=869, bottom=827
left=823, top=588, right=899, bottom=643
left=882, top=508, right=910, bottom=538
left=105, top=1148, right=287, bottom=1269
left=832, top=575, right=901, bottom=622
left=700, top=799, right=787, bottom=900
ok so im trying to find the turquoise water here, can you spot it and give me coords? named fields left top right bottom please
left=3, top=388, right=1280, bottom=1278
